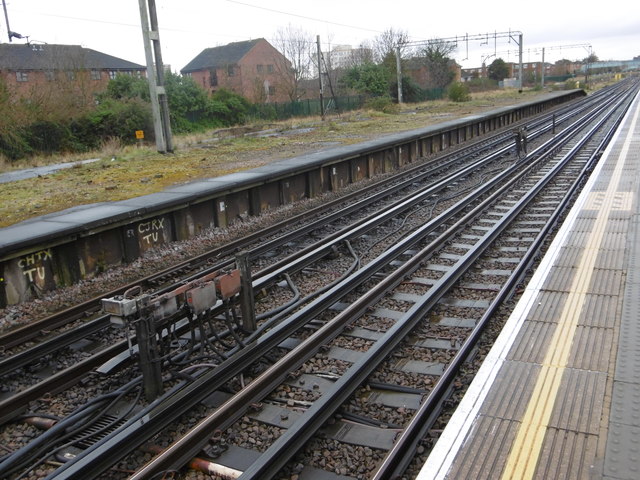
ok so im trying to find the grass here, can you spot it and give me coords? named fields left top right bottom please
left=0, top=88, right=570, bottom=228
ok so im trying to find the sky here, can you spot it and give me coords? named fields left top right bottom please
left=2, top=0, right=639, bottom=72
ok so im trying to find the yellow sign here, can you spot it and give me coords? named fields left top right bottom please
left=135, top=130, right=144, bottom=139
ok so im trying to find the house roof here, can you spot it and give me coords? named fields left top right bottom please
left=181, top=39, right=263, bottom=73
left=0, top=43, right=145, bottom=71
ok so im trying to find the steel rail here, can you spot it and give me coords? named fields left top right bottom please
left=0, top=115, right=526, bottom=380
left=128, top=86, right=633, bottom=479
left=0, top=82, right=610, bottom=375
left=0, top=82, right=609, bottom=352
left=0, top=120, right=506, bottom=352
left=198, top=89, right=633, bottom=480
left=0, top=145, right=511, bottom=425
left=0, top=341, right=124, bottom=426
left=0, top=316, right=111, bottom=377
left=51, top=88, right=620, bottom=478
left=47, top=131, right=531, bottom=480
left=1, top=82, right=632, bottom=476
left=371, top=87, right=634, bottom=480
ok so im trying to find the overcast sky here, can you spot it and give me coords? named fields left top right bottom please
left=3, top=0, right=639, bottom=72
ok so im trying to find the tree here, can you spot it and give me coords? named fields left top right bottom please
left=100, top=74, right=150, bottom=101
left=487, top=58, right=510, bottom=82
left=371, top=28, right=410, bottom=63
left=583, top=53, right=599, bottom=64
left=163, top=72, right=210, bottom=131
left=418, top=39, right=456, bottom=89
left=553, top=59, right=574, bottom=75
left=342, top=62, right=390, bottom=97
left=272, top=24, right=314, bottom=101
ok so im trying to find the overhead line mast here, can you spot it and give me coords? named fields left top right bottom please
left=396, top=30, right=524, bottom=100
left=138, top=0, right=173, bottom=153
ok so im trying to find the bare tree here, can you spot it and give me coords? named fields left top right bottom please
left=272, top=24, right=314, bottom=101
left=372, top=28, right=410, bottom=63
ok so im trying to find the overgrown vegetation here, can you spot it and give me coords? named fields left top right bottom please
left=0, top=73, right=252, bottom=162
left=1, top=23, right=592, bottom=164
left=0, top=88, right=553, bottom=228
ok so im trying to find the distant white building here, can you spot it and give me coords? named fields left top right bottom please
left=314, top=44, right=372, bottom=75
left=327, top=45, right=357, bottom=68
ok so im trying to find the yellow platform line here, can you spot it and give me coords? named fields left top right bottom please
left=501, top=102, right=639, bottom=480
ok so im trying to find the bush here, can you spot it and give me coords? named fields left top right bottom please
left=89, top=98, right=153, bottom=144
left=390, top=76, right=425, bottom=103
left=27, top=121, right=74, bottom=154
left=206, top=89, right=250, bottom=125
left=565, top=78, right=581, bottom=89
left=364, top=96, right=398, bottom=113
left=466, top=77, right=499, bottom=93
left=342, top=63, right=390, bottom=97
left=448, top=82, right=471, bottom=102
left=99, top=74, right=150, bottom=102
left=0, top=129, right=31, bottom=161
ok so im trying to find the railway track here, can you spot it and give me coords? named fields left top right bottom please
left=0, top=78, right=636, bottom=480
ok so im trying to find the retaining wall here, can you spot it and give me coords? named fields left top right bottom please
left=0, top=90, right=586, bottom=306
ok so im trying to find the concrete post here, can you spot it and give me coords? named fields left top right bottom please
left=237, top=251, right=256, bottom=332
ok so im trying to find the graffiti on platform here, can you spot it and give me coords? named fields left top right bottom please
left=138, top=218, right=165, bottom=245
left=18, top=249, right=52, bottom=283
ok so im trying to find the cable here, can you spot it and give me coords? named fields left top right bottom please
left=224, top=0, right=383, bottom=34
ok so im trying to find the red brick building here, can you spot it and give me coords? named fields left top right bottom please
left=181, top=38, right=293, bottom=103
left=0, top=43, right=146, bottom=105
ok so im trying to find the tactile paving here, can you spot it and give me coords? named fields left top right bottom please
left=605, top=209, right=640, bottom=478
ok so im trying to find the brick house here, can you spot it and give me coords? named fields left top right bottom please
left=181, top=38, right=293, bottom=103
left=0, top=43, right=146, bottom=105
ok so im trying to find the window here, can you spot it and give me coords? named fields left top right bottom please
left=91, top=70, right=101, bottom=80
left=268, top=86, right=276, bottom=95
left=210, top=70, right=218, bottom=86
left=256, top=64, right=264, bottom=73
left=66, top=71, right=76, bottom=81
left=227, top=65, right=236, bottom=76
left=44, top=70, right=55, bottom=81
left=109, top=71, right=118, bottom=80
left=16, top=71, right=28, bottom=82
left=267, top=64, right=274, bottom=73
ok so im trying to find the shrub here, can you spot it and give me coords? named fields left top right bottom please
left=565, top=78, right=581, bottom=89
left=448, top=82, right=471, bottom=102
left=89, top=98, right=153, bottom=144
left=466, top=77, right=499, bottom=93
left=342, top=63, right=390, bottom=97
left=27, top=120, right=74, bottom=154
left=99, top=74, right=150, bottom=101
left=390, top=76, right=425, bottom=103
left=0, top=129, right=31, bottom=161
left=209, top=89, right=251, bottom=125
left=364, top=96, right=398, bottom=113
